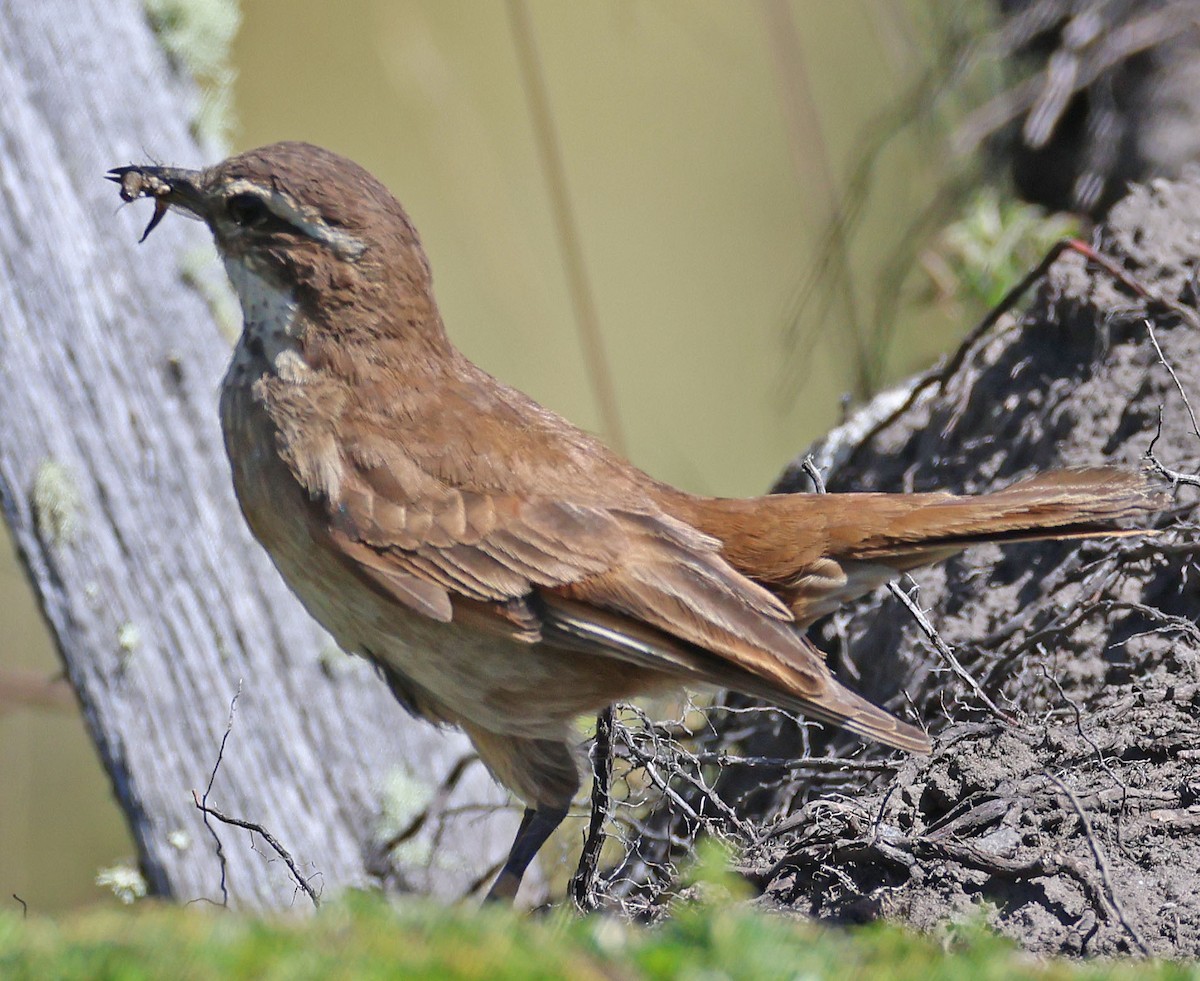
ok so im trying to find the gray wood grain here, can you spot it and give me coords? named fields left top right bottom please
left=0, top=0, right=519, bottom=908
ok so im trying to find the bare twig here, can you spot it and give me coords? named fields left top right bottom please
left=1143, top=319, right=1200, bottom=490
left=889, top=576, right=1014, bottom=724
left=191, top=791, right=320, bottom=909
left=800, top=456, right=827, bottom=495
left=466, top=854, right=508, bottom=900
left=687, top=753, right=894, bottom=773
left=619, top=707, right=746, bottom=833
left=1145, top=319, right=1200, bottom=440
left=845, top=238, right=1080, bottom=463
left=12, top=894, right=26, bottom=918
left=376, top=752, right=477, bottom=855
left=196, top=685, right=241, bottom=908
left=1039, top=664, right=1129, bottom=845
left=0, top=669, right=73, bottom=714
left=190, top=687, right=320, bottom=909
left=1146, top=409, right=1200, bottom=489
left=806, top=455, right=981, bottom=739
left=571, top=705, right=614, bottom=912
left=1045, top=773, right=1149, bottom=955
left=848, top=238, right=1200, bottom=466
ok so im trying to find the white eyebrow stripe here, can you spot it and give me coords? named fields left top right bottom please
left=222, top=178, right=367, bottom=261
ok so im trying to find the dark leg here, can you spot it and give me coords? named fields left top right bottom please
left=485, top=804, right=569, bottom=902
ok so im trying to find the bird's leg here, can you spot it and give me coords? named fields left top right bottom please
left=485, top=804, right=569, bottom=902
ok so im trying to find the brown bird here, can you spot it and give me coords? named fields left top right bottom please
left=109, top=142, right=1161, bottom=902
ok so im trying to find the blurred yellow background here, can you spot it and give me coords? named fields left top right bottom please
left=232, top=0, right=958, bottom=495
left=1, top=0, right=967, bottom=910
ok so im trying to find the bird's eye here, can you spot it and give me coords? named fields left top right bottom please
left=226, top=192, right=271, bottom=227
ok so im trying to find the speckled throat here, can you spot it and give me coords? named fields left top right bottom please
left=219, top=255, right=308, bottom=391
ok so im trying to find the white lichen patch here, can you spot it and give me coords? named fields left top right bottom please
left=317, top=642, right=357, bottom=679
left=376, top=766, right=436, bottom=866
left=117, top=622, right=142, bottom=660
left=32, top=460, right=81, bottom=546
left=96, top=862, right=148, bottom=904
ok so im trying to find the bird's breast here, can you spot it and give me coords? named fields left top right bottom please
left=216, top=254, right=322, bottom=586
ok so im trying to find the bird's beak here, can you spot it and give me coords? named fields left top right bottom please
left=106, top=164, right=208, bottom=242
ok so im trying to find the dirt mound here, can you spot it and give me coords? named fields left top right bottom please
left=756, top=687, right=1200, bottom=956
left=602, top=174, right=1200, bottom=957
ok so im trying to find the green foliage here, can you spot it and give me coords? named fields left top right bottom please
left=934, top=189, right=1079, bottom=309
left=1, top=892, right=1196, bottom=980
left=672, top=836, right=754, bottom=908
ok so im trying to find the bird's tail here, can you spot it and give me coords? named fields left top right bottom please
left=671, top=467, right=1165, bottom=627
left=823, top=467, right=1164, bottom=564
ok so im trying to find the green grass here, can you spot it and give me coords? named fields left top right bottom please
left=0, top=891, right=1196, bottom=981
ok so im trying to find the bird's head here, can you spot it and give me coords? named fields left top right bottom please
left=109, top=142, right=437, bottom=327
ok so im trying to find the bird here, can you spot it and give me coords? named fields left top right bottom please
left=108, top=142, right=1162, bottom=902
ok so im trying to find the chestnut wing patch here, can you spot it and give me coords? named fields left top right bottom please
left=324, top=451, right=799, bottom=664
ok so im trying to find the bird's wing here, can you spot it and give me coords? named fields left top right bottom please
left=330, top=441, right=790, bottom=639
left=318, top=444, right=929, bottom=753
